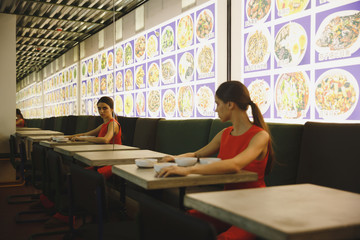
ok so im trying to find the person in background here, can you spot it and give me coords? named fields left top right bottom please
left=35, top=96, right=122, bottom=228
left=158, top=81, right=274, bottom=240
left=16, top=108, right=25, bottom=127
left=67, top=96, right=122, bottom=179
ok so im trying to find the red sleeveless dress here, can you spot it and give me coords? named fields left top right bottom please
left=16, top=119, right=25, bottom=127
left=97, top=118, right=122, bottom=144
left=218, top=125, right=268, bottom=190
left=96, top=118, right=122, bottom=179
left=190, top=125, right=269, bottom=240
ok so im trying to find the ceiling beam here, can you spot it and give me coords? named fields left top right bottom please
left=17, top=26, right=86, bottom=35
left=17, top=36, right=77, bottom=43
left=17, top=43, right=66, bottom=50
left=22, top=0, right=121, bottom=13
left=10, top=12, right=105, bottom=26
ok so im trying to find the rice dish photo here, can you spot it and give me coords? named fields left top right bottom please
left=135, top=66, right=145, bottom=88
left=136, top=92, right=145, bottom=116
left=177, top=15, right=193, bottom=49
left=196, top=86, right=214, bottom=116
left=125, top=69, right=134, bottom=91
left=116, top=72, right=123, bottom=91
left=197, top=44, right=214, bottom=74
left=162, top=89, right=176, bottom=117
left=247, top=79, right=271, bottom=114
left=135, top=35, right=146, bottom=61
left=161, top=59, right=176, bottom=84
left=148, top=90, right=161, bottom=116
left=147, top=34, right=158, bottom=58
left=148, top=63, right=160, bottom=87
left=124, top=94, right=134, bottom=116
left=315, top=69, right=359, bottom=120
left=177, top=85, right=194, bottom=117
left=246, top=28, right=270, bottom=65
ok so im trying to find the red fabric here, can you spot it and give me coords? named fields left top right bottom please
left=97, top=165, right=113, bottom=180
left=40, top=194, right=54, bottom=209
left=95, top=118, right=121, bottom=180
left=190, top=125, right=269, bottom=239
left=218, top=125, right=269, bottom=190
left=53, top=212, right=75, bottom=223
left=217, top=226, right=256, bottom=240
left=97, top=118, right=122, bottom=144
left=16, top=119, right=25, bottom=127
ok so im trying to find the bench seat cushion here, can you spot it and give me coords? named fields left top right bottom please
left=297, top=122, right=360, bottom=194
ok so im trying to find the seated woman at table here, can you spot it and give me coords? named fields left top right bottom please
left=68, top=96, right=122, bottom=179
left=158, top=81, right=274, bottom=240
left=34, top=96, right=122, bottom=228
left=16, top=108, right=25, bottom=127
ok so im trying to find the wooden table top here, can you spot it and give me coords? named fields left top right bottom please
left=73, top=150, right=167, bottom=166
left=16, top=130, right=64, bottom=137
left=112, top=164, right=258, bottom=190
left=54, top=144, right=139, bottom=156
left=16, top=127, right=41, bottom=131
left=184, top=184, right=360, bottom=240
left=39, top=140, right=95, bottom=148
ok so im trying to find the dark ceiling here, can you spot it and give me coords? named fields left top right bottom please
left=0, top=0, right=148, bottom=82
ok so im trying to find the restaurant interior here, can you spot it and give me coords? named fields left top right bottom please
left=1, top=0, right=360, bottom=239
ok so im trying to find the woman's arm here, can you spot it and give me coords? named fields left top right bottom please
left=84, top=121, right=119, bottom=144
left=68, top=125, right=102, bottom=140
left=160, top=129, right=224, bottom=162
left=157, top=130, right=269, bottom=177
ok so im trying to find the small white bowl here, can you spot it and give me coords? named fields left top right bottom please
left=199, top=157, right=221, bottom=165
left=135, top=158, right=158, bottom=168
left=174, top=157, right=198, bottom=167
left=154, top=163, right=177, bottom=173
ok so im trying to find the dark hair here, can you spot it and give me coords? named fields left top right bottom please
left=216, top=81, right=275, bottom=174
left=16, top=108, right=24, bottom=119
left=97, top=96, right=117, bottom=120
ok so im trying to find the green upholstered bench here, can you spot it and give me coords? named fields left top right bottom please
left=265, top=123, right=303, bottom=186
left=75, top=116, right=89, bottom=134
left=133, top=118, right=162, bottom=150
left=297, top=122, right=360, bottom=194
left=155, top=119, right=213, bottom=155
left=117, top=116, right=138, bottom=146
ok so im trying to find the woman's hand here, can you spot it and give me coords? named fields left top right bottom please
left=156, top=165, right=191, bottom=178
left=159, top=155, right=175, bottom=162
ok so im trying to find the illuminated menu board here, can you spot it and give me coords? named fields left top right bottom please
left=81, top=0, right=217, bottom=118
left=43, top=63, right=79, bottom=117
left=242, top=0, right=360, bottom=122
left=16, top=82, right=43, bottom=119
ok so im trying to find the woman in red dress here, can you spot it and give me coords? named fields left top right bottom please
left=16, top=108, right=25, bottom=127
left=158, top=81, right=275, bottom=240
left=68, top=96, right=121, bottom=179
left=40, top=97, right=122, bottom=228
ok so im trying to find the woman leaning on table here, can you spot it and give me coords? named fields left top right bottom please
left=67, top=96, right=122, bottom=179
left=158, top=81, right=274, bottom=240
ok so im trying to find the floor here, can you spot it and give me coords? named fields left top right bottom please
left=0, top=182, right=69, bottom=240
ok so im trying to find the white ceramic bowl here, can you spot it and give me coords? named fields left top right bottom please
left=199, top=157, right=221, bottom=165
left=174, top=157, right=198, bottom=167
left=153, top=163, right=177, bottom=173
left=135, top=158, right=158, bottom=168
